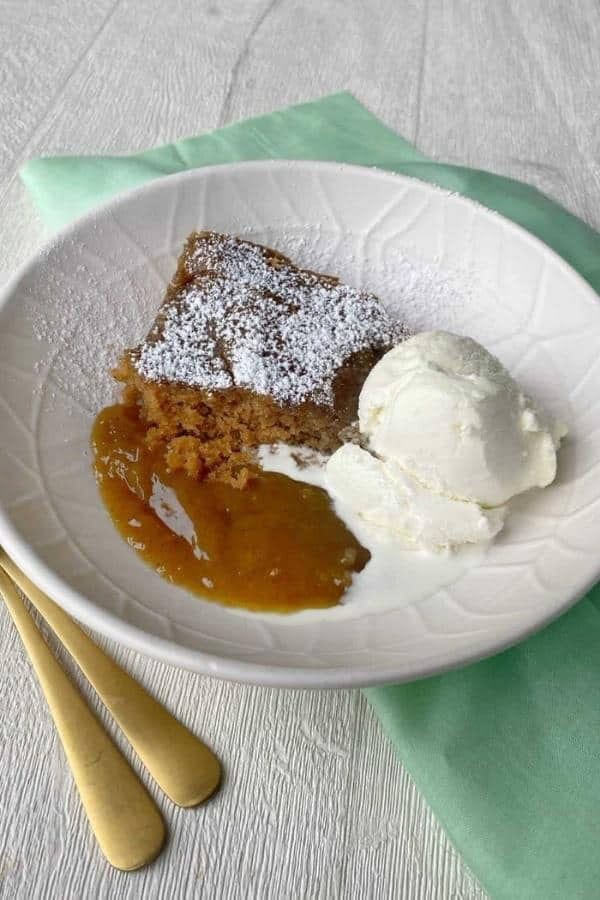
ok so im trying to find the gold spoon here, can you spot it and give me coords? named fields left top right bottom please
left=0, top=550, right=221, bottom=808
left=0, top=567, right=166, bottom=871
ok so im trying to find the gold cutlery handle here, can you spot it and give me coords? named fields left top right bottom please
left=0, top=568, right=165, bottom=871
left=0, top=552, right=221, bottom=807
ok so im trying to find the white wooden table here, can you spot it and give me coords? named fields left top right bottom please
left=1, top=2, right=598, bottom=897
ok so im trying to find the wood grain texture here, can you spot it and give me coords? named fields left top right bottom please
left=1, top=0, right=599, bottom=896
left=0, top=617, right=488, bottom=899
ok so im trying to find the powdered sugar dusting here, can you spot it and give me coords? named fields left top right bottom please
left=135, top=234, right=405, bottom=406
left=390, top=260, right=471, bottom=332
left=23, top=228, right=482, bottom=422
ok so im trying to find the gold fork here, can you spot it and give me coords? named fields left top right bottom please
left=0, top=549, right=221, bottom=868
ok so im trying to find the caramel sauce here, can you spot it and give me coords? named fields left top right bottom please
left=91, top=405, right=370, bottom=613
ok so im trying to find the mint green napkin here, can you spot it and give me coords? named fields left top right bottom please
left=21, top=93, right=600, bottom=900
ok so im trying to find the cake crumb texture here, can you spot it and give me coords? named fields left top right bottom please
left=115, top=232, right=406, bottom=487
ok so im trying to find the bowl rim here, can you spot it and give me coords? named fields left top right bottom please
left=1, top=159, right=598, bottom=688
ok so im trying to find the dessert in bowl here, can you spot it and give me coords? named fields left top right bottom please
left=93, top=231, right=565, bottom=616
left=0, top=161, right=597, bottom=686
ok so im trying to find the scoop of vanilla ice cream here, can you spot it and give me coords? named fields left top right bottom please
left=326, top=444, right=506, bottom=549
left=358, top=331, right=566, bottom=508
left=325, top=331, right=566, bottom=550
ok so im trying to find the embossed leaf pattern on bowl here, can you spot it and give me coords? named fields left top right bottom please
left=0, top=161, right=598, bottom=687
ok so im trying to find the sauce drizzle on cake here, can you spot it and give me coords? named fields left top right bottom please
left=92, top=403, right=370, bottom=613
left=97, top=233, right=408, bottom=612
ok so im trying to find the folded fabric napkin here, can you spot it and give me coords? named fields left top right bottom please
left=21, top=92, right=600, bottom=900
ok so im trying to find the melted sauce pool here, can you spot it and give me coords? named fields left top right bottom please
left=91, top=405, right=370, bottom=613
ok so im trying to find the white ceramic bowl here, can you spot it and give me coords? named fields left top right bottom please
left=1, top=161, right=599, bottom=688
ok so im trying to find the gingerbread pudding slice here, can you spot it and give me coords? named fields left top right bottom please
left=115, top=231, right=406, bottom=487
